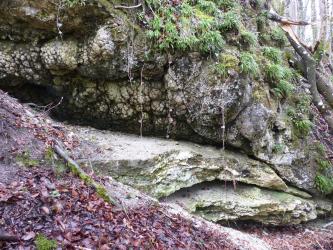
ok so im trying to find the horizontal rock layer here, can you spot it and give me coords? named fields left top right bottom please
left=164, top=182, right=332, bottom=226
left=71, top=126, right=332, bottom=225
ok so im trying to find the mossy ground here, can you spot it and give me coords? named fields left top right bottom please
left=35, top=234, right=57, bottom=250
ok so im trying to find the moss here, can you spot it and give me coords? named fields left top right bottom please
left=215, top=53, right=239, bottom=78
left=66, top=162, right=115, bottom=203
left=35, top=234, right=57, bottom=250
left=16, top=152, right=39, bottom=167
left=44, top=147, right=55, bottom=163
left=95, top=184, right=112, bottom=203
left=315, top=175, right=333, bottom=195
left=68, top=163, right=93, bottom=185
left=316, top=142, right=326, bottom=157
left=252, top=88, right=267, bottom=102
left=313, top=42, right=328, bottom=62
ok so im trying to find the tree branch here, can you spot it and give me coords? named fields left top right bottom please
left=268, top=10, right=310, bottom=26
left=0, top=234, right=19, bottom=242
left=264, top=2, right=333, bottom=132
left=54, top=142, right=119, bottom=207
left=114, top=3, right=142, bottom=9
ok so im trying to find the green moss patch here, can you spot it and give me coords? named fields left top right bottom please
left=35, top=234, right=57, bottom=250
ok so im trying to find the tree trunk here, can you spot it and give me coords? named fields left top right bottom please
left=266, top=3, right=333, bottom=132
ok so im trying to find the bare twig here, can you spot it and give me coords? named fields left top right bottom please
left=0, top=234, right=19, bottom=242
left=323, top=221, right=333, bottom=228
left=114, top=3, right=142, bottom=9
left=53, top=142, right=119, bottom=206
left=45, top=97, right=63, bottom=114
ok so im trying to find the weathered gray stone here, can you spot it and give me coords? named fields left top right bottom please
left=236, top=103, right=274, bottom=141
left=164, top=182, right=332, bottom=225
left=72, top=126, right=288, bottom=199
left=41, top=39, right=78, bottom=74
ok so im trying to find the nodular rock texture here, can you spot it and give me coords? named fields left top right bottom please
left=0, top=0, right=332, bottom=225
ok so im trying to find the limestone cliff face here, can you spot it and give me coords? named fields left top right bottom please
left=0, top=0, right=332, bottom=225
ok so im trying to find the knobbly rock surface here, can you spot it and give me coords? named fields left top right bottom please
left=0, top=0, right=332, bottom=226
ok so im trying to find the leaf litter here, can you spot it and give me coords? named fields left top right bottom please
left=0, top=168, right=235, bottom=250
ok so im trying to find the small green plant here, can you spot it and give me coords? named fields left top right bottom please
left=35, top=234, right=57, bottom=250
left=270, top=27, right=288, bottom=47
left=240, top=52, right=259, bottom=76
left=265, top=64, right=292, bottom=82
left=273, top=80, right=294, bottom=98
left=220, top=11, right=241, bottom=32
left=315, top=175, right=333, bottom=195
left=240, top=30, right=257, bottom=46
left=258, top=33, right=271, bottom=44
left=16, top=152, right=39, bottom=167
left=293, top=119, right=313, bottom=136
left=272, top=143, right=285, bottom=154
left=50, top=190, right=61, bottom=198
left=197, top=0, right=219, bottom=15
left=317, top=159, right=332, bottom=172
left=198, top=30, right=225, bottom=53
left=145, top=1, right=225, bottom=54
left=297, top=94, right=312, bottom=113
left=262, top=46, right=282, bottom=64
left=316, top=142, right=326, bottom=157
left=256, top=12, right=268, bottom=31
left=62, top=0, right=85, bottom=7
left=287, top=94, right=313, bottom=137
left=216, top=0, right=237, bottom=10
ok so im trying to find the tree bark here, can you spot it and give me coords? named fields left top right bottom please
left=266, top=4, right=333, bottom=132
left=0, top=234, right=19, bottom=242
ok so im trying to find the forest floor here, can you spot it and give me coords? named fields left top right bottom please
left=238, top=222, right=333, bottom=250
left=1, top=89, right=333, bottom=250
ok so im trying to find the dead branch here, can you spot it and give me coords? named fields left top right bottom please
left=264, top=2, right=333, bottom=132
left=268, top=10, right=310, bottom=26
left=0, top=234, right=19, bottom=242
left=114, top=3, right=142, bottom=9
left=54, top=142, right=119, bottom=207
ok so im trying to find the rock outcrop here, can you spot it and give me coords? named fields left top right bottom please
left=165, top=183, right=330, bottom=226
left=0, top=0, right=332, bottom=225
left=71, top=126, right=332, bottom=225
